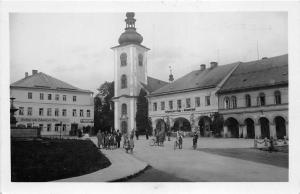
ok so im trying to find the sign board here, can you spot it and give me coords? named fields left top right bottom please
left=18, top=117, right=70, bottom=123
left=80, top=119, right=94, bottom=123
left=165, top=108, right=196, bottom=114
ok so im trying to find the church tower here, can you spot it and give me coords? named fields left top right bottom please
left=112, top=12, right=150, bottom=134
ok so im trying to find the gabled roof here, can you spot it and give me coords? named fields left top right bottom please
left=149, top=62, right=239, bottom=96
left=218, top=54, right=288, bottom=94
left=10, top=72, right=93, bottom=93
left=140, top=76, right=168, bottom=93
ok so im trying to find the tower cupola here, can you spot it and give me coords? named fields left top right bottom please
left=118, top=12, right=143, bottom=45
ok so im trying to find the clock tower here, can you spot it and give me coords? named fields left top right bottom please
left=112, top=12, right=150, bottom=134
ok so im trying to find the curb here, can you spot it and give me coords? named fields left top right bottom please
left=110, top=165, right=151, bottom=182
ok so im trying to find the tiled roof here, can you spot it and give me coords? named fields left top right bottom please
left=219, top=54, right=288, bottom=93
left=10, top=72, right=93, bottom=93
left=149, top=62, right=239, bottom=96
left=140, top=76, right=168, bottom=93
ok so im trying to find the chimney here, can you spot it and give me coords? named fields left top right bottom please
left=200, top=64, right=206, bottom=71
left=32, top=70, right=38, bottom=75
left=210, top=62, right=218, bottom=68
left=25, top=72, right=28, bottom=78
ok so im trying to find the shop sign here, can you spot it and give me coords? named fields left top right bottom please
left=18, top=117, right=70, bottom=123
left=80, top=119, right=94, bottom=123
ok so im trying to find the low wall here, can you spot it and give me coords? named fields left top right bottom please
left=11, top=128, right=41, bottom=138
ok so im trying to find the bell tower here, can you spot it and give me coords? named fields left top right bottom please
left=111, top=12, right=150, bottom=134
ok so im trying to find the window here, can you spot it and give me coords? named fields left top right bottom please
left=47, top=108, right=52, bottom=116
left=39, top=108, right=43, bottom=116
left=19, top=107, right=24, bottom=115
left=73, top=96, right=77, bottom=102
left=47, top=124, right=51, bottom=131
left=195, top=97, right=200, bottom=107
left=55, top=108, right=59, bottom=116
left=138, top=54, right=143, bottom=66
left=48, top=94, right=52, bottom=100
left=55, top=125, right=59, bottom=132
left=205, top=96, right=211, bottom=106
left=62, top=109, right=67, bottom=117
left=161, top=101, right=165, bottom=110
left=62, top=124, right=66, bottom=131
left=177, top=100, right=182, bottom=109
left=258, top=93, right=266, bottom=106
left=121, top=104, right=127, bottom=115
left=72, top=109, right=77, bottom=117
left=55, top=94, right=59, bottom=101
left=80, top=109, right=84, bottom=117
left=231, top=96, right=237, bottom=109
left=153, top=102, right=157, bottom=111
left=245, top=94, right=251, bottom=107
left=120, top=52, right=127, bottom=66
left=27, top=107, right=32, bottom=116
left=274, top=91, right=281, bottom=104
left=169, top=101, right=173, bottom=110
left=224, top=97, right=230, bottom=109
left=39, top=124, right=43, bottom=131
left=87, top=110, right=91, bottom=117
left=186, top=98, right=191, bottom=108
left=63, top=95, right=67, bottom=101
left=28, top=92, right=32, bottom=99
left=27, top=123, right=32, bottom=128
left=40, top=93, right=44, bottom=100
left=121, top=75, right=127, bottom=89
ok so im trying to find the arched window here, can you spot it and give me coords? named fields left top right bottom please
left=231, top=96, right=237, bottom=109
left=274, top=90, right=281, bottom=104
left=245, top=94, right=251, bottom=107
left=224, top=97, right=230, bottom=109
left=121, top=103, right=127, bottom=115
left=138, top=53, right=143, bottom=66
left=258, top=93, right=266, bottom=106
left=120, top=53, right=127, bottom=66
left=121, top=74, right=127, bottom=89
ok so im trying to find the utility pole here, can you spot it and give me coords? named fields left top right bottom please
left=256, top=40, right=260, bottom=60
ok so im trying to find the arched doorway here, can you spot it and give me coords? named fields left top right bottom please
left=198, top=116, right=212, bottom=137
left=259, top=117, right=270, bottom=139
left=274, top=116, right=286, bottom=139
left=121, top=121, right=128, bottom=134
left=225, top=117, right=239, bottom=138
left=173, top=117, right=191, bottom=132
left=244, top=118, right=255, bottom=138
left=155, top=119, right=166, bottom=135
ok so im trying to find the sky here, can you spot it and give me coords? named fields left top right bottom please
left=10, top=12, right=287, bottom=94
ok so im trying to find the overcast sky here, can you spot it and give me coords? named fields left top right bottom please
left=10, top=12, right=287, bottom=94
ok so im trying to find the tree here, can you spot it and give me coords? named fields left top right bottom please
left=94, top=81, right=114, bottom=133
left=136, top=89, right=150, bottom=135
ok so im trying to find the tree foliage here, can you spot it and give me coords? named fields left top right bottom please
left=136, top=89, right=151, bottom=134
left=94, top=81, right=114, bottom=133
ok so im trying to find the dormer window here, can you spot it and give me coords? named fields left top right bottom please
left=120, top=53, right=127, bottom=66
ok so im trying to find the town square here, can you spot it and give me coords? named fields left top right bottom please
left=1, top=2, right=299, bottom=194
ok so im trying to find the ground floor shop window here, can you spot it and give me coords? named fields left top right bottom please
left=47, top=124, right=51, bottom=131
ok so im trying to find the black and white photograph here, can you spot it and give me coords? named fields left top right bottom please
left=1, top=1, right=300, bottom=194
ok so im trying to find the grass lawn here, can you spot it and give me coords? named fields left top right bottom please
left=11, top=138, right=111, bottom=182
left=199, top=146, right=288, bottom=168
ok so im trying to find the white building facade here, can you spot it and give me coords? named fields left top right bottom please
left=10, top=70, right=94, bottom=136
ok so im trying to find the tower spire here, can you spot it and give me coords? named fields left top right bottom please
left=118, top=12, right=143, bottom=45
left=125, top=12, right=136, bottom=30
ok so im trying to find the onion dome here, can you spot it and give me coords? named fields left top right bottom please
left=118, top=12, right=143, bottom=45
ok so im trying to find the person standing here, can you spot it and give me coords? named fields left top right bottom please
left=135, top=130, right=139, bottom=140
left=116, top=130, right=122, bottom=148
left=96, top=130, right=102, bottom=149
left=145, top=129, right=149, bottom=140
left=129, top=134, right=134, bottom=153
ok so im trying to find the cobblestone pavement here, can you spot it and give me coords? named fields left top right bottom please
left=128, top=136, right=288, bottom=182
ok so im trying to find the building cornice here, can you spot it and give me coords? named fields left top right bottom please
left=10, top=86, right=93, bottom=95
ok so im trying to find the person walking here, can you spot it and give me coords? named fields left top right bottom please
left=96, top=130, right=102, bottom=149
left=145, top=128, right=149, bottom=140
left=135, top=130, right=139, bottom=140
left=116, top=130, right=122, bottom=148
left=129, top=134, right=134, bottom=153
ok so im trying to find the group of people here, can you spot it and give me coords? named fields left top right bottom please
left=96, top=130, right=122, bottom=150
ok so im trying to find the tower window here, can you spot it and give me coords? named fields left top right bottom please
left=274, top=90, right=281, bottom=104
left=138, top=54, right=143, bottom=66
left=121, top=74, right=127, bottom=89
left=121, top=103, right=127, bottom=115
left=120, top=53, right=127, bottom=66
left=245, top=94, right=251, bottom=107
